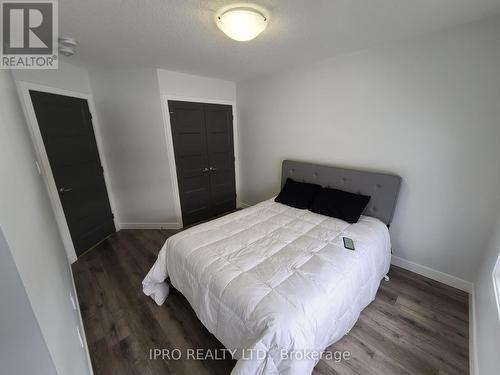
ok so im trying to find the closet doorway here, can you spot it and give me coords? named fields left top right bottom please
left=168, top=100, right=236, bottom=226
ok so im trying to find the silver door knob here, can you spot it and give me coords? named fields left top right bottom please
left=59, top=187, right=73, bottom=193
left=201, top=167, right=209, bottom=173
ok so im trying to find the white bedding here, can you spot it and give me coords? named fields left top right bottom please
left=143, top=199, right=391, bottom=374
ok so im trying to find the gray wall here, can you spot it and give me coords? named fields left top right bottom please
left=236, top=16, right=500, bottom=283
left=0, top=228, right=57, bottom=375
left=0, top=70, right=92, bottom=375
left=474, top=210, right=500, bottom=374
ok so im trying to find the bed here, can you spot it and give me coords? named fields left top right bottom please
left=143, top=160, right=401, bottom=374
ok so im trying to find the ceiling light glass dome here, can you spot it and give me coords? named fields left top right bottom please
left=217, top=7, right=268, bottom=42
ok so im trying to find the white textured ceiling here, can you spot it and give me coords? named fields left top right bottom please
left=60, top=0, right=500, bottom=81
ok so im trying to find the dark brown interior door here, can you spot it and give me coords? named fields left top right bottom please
left=169, top=100, right=236, bottom=226
left=30, top=90, right=115, bottom=256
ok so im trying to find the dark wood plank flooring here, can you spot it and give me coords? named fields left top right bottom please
left=72, top=230, right=469, bottom=375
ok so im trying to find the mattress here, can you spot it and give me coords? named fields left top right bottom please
left=143, top=199, right=391, bottom=374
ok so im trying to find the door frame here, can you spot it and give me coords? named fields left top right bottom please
left=17, top=81, right=119, bottom=263
left=160, top=94, right=241, bottom=227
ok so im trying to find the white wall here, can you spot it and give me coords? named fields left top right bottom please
left=12, top=60, right=93, bottom=94
left=237, top=16, right=500, bottom=283
left=157, top=69, right=236, bottom=102
left=89, top=68, right=177, bottom=227
left=0, top=70, right=92, bottom=375
left=0, top=228, right=57, bottom=375
left=473, top=209, right=500, bottom=374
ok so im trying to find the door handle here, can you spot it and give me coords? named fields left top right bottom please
left=59, top=187, right=73, bottom=193
left=209, top=167, right=217, bottom=171
left=201, top=167, right=209, bottom=173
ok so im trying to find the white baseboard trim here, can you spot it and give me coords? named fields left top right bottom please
left=237, top=200, right=252, bottom=208
left=391, top=255, right=473, bottom=293
left=118, top=222, right=182, bottom=230
left=469, top=290, right=479, bottom=375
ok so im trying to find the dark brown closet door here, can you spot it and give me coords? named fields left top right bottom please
left=204, top=104, right=236, bottom=217
left=169, top=101, right=212, bottom=225
left=169, top=100, right=236, bottom=226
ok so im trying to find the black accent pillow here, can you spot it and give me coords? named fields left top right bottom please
left=275, top=178, right=322, bottom=209
left=309, top=188, right=371, bottom=223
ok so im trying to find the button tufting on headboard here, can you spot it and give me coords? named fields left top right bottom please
left=281, top=160, right=401, bottom=225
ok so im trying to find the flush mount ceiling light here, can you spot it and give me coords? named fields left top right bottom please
left=216, top=5, right=269, bottom=42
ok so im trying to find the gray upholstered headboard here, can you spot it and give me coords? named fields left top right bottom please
left=281, top=160, right=402, bottom=226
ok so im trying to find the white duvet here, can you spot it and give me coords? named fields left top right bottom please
left=143, top=199, right=391, bottom=374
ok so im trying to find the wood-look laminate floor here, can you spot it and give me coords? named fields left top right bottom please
left=72, top=229, right=469, bottom=375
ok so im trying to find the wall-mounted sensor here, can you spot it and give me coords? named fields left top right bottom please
left=58, top=37, right=79, bottom=47
left=59, top=46, right=75, bottom=56
left=58, top=37, right=79, bottom=57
